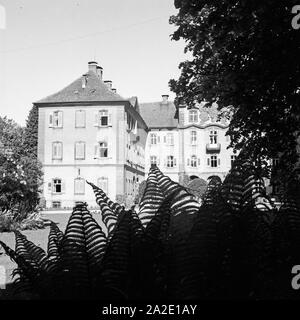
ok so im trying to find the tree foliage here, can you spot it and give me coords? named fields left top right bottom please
left=0, top=114, right=42, bottom=216
left=169, top=0, right=300, bottom=181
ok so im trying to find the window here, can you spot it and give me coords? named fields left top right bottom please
left=75, top=110, right=86, bottom=128
left=53, top=179, right=62, bottom=193
left=150, top=155, right=157, bottom=165
left=189, top=110, right=198, bottom=123
left=209, top=130, right=218, bottom=144
left=150, top=133, right=157, bottom=145
left=99, top=110, right=108, bottom=126
left=190, top=131, right=197, bottom=145
left=166, top=133, right=174, bottom=145
left=97, top=177, right=108, bottom=193
left=231, top=155, right=237, bottom=167
left=49, top=111, right=63, bottom=128
left=209, top=155, right=218, bottom=168
left=75, top=142, right=85, bottom=160
left=52, top=142, right=63, bottom=160
left=74, top=177, right=85, bottom=195
left=99, top=142, right=108, bottom=158
left=166, top=156, right=176, bottom=168
left=52, top=201, right=61, bottom=209
left=94, top=110, right=111, bottom=127
left=191, top=155, right=197, bottom=167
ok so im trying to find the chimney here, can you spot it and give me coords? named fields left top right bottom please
left=162, top=94, right=169, bottom=104
left=96, top=65, right=103, bottom=80
left=88, top=61, right=98, bottom=74
left=111, top=88, right=117, bottom=93
left=104, top=80, right=112, bottom=89
left=82, top=74, right=87, bottom=89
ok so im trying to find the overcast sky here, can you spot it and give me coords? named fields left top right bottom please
left=0, top=0, right=187, bottom=126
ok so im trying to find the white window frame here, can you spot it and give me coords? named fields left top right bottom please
left=97, top=177, right=108, bottom=194
left=189, top=109, right=198, bottom=123
left=191, top=155, right=197, bottom=167
left=75, top=110, right=86, bottom=128
left=53, top=178, right=62, bottom=194
left=75, top=141, right=85, bottom=160
left=209, top=130, right=218, bottom=144
left=190, top=130, right=197, bottom=145
left=99, top=141, right=108, bottom=158
left=150, top=133, right=157, bottom=145
left=50, top=111, right=63, bottom=128
left=150, top=155, right=157, bottom=165
left=166, top=133, right=174, bottom=146
left=74, top=177, right=85, bottom=195
left=210, top=155, right=218, bottom=168
left=166, top=155, right=176, bottom=168
left=52, top=141, right=63, bottom=160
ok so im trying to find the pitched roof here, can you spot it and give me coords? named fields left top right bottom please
left=139, top=101, right=178, bottom=128
left=35, top=70, right=125, bottom=104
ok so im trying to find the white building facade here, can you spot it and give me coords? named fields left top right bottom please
left=36, top=62, right=148, bottom=209
left=140, top=97, right=237, bottom=184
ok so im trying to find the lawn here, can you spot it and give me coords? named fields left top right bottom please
left=0, top=211, right=106, bottom=299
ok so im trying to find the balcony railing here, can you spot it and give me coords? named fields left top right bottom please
left=206, top=143, right=221, bottom=152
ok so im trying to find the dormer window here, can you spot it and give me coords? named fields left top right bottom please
left=189, top=110, right=198, bottom=123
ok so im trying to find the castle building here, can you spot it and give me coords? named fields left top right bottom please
left=35, top=61, right=148, bottom=209
left=140, top=96, right=237, bottom=184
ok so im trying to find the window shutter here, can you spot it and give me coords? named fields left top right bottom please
left=49, top=113, right=53, bottom=127
left=108, top=113, right=112, bottom=126
left=48, top=182, right=52, bottom=193
left=218, top=158, right=221, bottom=166
left=94, top=111, right=99, bottom=127
left=174, top=158, right=177, bottom=166
left=164, top=158, right=167, bottom=167
left=157, top=158, right=160, bottom=165
left=157, top=136, right=160, bottom=143
left=187, top=158, right=190, bottom=166
left=198, top=158, right=201, bottom=166
left=61, top=181, right=66, bottom=193
left=94, top=143, right=99, bottom=158
left=207, top=158, right=210, bottom=166
left=163, top=136, right=166, bottom=143
left=58, top=143, right=62, bottom=159
left=58, top=111, right=63, bottom=127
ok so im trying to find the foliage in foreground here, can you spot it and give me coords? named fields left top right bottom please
left=0, top=157, right=300, bottom=300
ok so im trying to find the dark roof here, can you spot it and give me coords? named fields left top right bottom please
left=139, top=101, right=178, bottom=128
left=35, top=70, right=125, bottom=104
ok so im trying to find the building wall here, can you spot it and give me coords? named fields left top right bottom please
left=38, top=103, right=147, bottom=209
left=144, top=105, right=237, bottom=184
left=145, top=129, right=180, bottom=182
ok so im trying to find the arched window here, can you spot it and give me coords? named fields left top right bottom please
left=189, top=110, right=198, bottom=123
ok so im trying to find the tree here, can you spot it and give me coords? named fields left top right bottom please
left=23, top=105, right=39, bottom=157
left=0, top=115, right=42, bottom=214
left=169, top=0, right=300, bottom=183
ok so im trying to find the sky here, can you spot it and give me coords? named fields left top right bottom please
left=0, top=0, right=187, bottom=126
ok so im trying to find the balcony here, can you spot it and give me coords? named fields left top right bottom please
left=206, top=143, right=221, bottom=152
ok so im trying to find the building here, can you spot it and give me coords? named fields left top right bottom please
left=140, top=96, right=237, bottom=184
left=35, top=61, right=148, bottom=209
